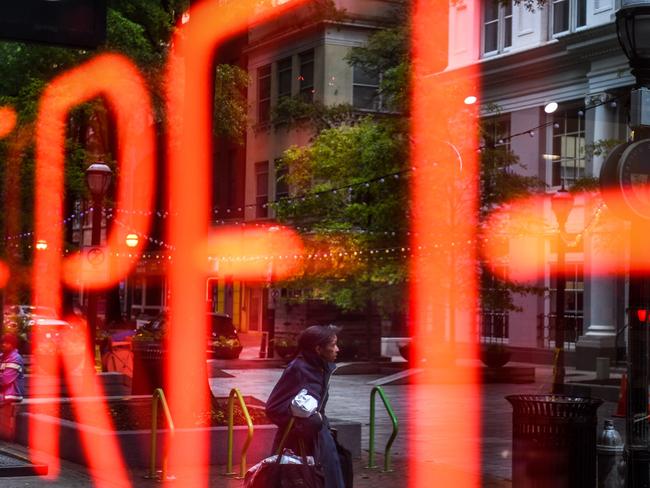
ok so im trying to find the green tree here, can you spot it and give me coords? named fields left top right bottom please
left=0, top=0, right=248, bottom=313
left=275, top=119, right=409, bottom=318
left=274, top=0, right=545, bottom=332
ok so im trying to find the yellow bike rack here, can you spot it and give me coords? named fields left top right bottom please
left=146, top=388, right=175, bottom=481
left=226, top=388, right=255, bottom=478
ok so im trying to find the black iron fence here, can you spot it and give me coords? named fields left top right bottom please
left=479, top=311, right=509, bottom=344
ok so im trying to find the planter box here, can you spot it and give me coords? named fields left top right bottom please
left=15, top=397, right=361, bottom=468
left=24, top=372, right=130, bottom=398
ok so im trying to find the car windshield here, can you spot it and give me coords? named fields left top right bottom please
left=142, top=313, right=236, bottom=337
left=26, top=306, right=57, bottom=317
left=5, top=305, right=56, bottom=317
left=209, top=314, right=236, bottom=337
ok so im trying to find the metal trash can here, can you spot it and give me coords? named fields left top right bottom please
left=131, top=341, right=165, bottom=395
left=506, top=395, right=603, bottom=488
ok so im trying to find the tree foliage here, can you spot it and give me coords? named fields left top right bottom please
left=213, top=64, right=250, bottom=143
left=275, top=119, right=409, bottom=313
left=275, top=1, right=545, bottom=319
left=0, top=0, right=247, bottom=246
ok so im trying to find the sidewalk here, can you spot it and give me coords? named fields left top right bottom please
left=0, top=359, right=622, bottom=487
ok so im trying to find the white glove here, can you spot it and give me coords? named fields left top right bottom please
left=290, top=388, right=319, bottom=418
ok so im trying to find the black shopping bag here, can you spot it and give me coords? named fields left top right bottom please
left=245, top=418, right=324, bottom=488
left=244, top=451, right=324, bottom=488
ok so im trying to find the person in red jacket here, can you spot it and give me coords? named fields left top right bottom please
left=0, top=332, right=25, bottom=402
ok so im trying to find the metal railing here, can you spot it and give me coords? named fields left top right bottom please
left=368, top=386, right=398, bottom=472
left=147, top=388, right=175, bottom=481
left=226, top=388, right=254, bottom=478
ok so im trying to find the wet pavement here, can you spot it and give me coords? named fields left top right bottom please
left=0, top=357, right=623, bottom=487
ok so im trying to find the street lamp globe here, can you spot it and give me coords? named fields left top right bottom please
left=125, top=233, right=139, bottom=248
left=551, top=187, right=574, bottom=228
left=85, top=162, right=112, bottom=199
left=616, top=0, right=650, bottom=86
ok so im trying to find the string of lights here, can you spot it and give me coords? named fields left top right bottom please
left=478, top=93, right=625, bottom=151
left=0, top=97, right=619, bottom=247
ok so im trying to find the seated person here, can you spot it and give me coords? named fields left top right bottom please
left=0, top=333, right=24, bottom=402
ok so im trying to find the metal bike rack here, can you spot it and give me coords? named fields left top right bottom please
left=146, top=388, right=175, bottom=481
left=368, top=385, right=399, bottom=472
left=226, top=387, right=254, bottom=478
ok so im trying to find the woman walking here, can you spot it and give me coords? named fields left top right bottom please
left=265, top=325, right=346, bottom=488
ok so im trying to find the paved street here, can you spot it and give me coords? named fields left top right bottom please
left=0, top=358, right=623, bottom=487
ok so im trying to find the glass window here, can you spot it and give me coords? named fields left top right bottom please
left=275, top=159, right=289, bottom=201
left=133, top=276, right=143, bottom=306
left=483, top=115, right=511, bottom=150
left=552, top=0, right=569, bottom=34
left=552, top=107, right=585, bottom=187
left=483, top=1, right=512, bottom=55
left=549, top=263, right=584, bottom=343
left=255, top=161, right=269, bottom=219
left=145, top=275, right=163, bottom=307
left=577, top=0, right=586, bottom=28
left=353, top=65, right=380, bottom=110
left=553, top=0, right=586, bottom=34
left=504, top=3, right=512, bottom=48
left=299, top=49, right=314, bottom=102
left=257, top=64, right=271, bottom=123
left=278, top=57, right=292, bottom=100
left=480, top=265, right=510, bottom=340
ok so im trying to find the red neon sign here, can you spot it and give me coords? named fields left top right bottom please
left=164, top=0, right=307, bottom=480
left=18, top=0, right=481, bottom=485
left=410, top=0, right=480, bottom=486
left=32, top=53, right=155, bottom=481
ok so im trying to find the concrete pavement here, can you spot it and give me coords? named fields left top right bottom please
left=0, top=357, right=623, bottom=487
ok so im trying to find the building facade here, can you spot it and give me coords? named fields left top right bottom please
left=447, top=0, right=631, bottom=368
left=238, top=0, right=396, bottom=351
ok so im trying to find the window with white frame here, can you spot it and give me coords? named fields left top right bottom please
left=480, top=265, right=510, bottom=340
left=552, top=107, right=585, bottom=187
left=549, top=262, right=584, bottom=343
left=277, top=57, right=292, bottom=100
left=483, top=115, right=511, bottom=150
left=257, top=64, right=271, bottom=123
left=353, top=65, right=381, bottom=111
left=552, top=0, right=586, bottom=35
left=483, top=1, right=512, bottom=55
left=298, top=49, right=315, bottom=102
left=274, top=158, right=289, bottom=201
left=255, top=161, right=269, bottom=219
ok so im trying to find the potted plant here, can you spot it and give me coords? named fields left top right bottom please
left=481, top=343, right=511, bottom=369
left=212, top=336, right=243, bottom=360
left=273, top=337, right=298, bottom=361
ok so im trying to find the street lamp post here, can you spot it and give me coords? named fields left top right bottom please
left=124, top=233, right=138, bottom=321
left=85, top=162, right=112, bottom=374
left=615, top=2, right=650, bottom=486
left=550, top=186, right=574, bottom=395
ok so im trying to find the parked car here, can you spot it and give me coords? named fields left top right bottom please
left=3, top=305, right=86, bottom=355
left=133, top=312, right=241, bottom=354
left=28, top=318, right=86, bottom=357
left=4, top=304, right=57, bottom=324
left=4, top=304, right=58, bottom=353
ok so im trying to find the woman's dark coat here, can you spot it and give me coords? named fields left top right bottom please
left=265, top=350, right=345, bottom=488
